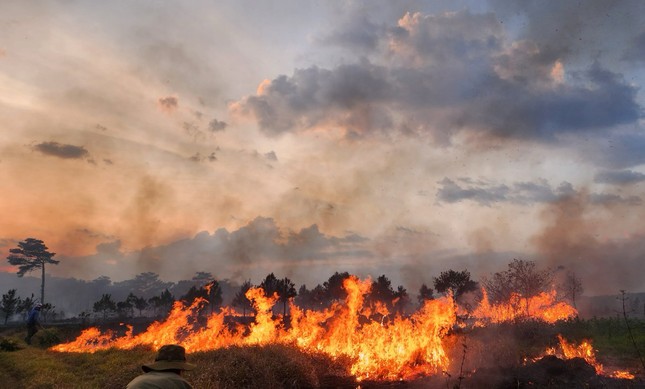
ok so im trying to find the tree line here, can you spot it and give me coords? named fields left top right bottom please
left=3, top=237, right=587, bottom=324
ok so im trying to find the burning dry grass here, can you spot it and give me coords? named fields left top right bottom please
left=1, top=320, right=643, bottom=388
left=5, top=276, right=641, bottom=387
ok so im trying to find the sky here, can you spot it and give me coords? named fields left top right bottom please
left=1, top=0, right=644, bottom=295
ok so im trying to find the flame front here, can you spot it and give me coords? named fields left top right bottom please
left=51, top=277, right=578, bottom=381
left=471, top=289, right=577, bottom=325
left=539, top=334, right=634, bottom=379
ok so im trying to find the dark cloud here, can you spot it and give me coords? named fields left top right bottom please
left=318, top=14, right=386, bottom=52
left=436, top=178, right=577, bottom=206
left=208, top=118, right=227, bottom=132
left=33, top=141, right=89, bottom=159
left=436, top=178, right=509, bottom=206
left=594, top=169, right=645, bottom=185
left=436, top=178, right=639, bottom=208
left=235, top=63, right=392, bottom=136
left=158, top=96, right=178, bottom=113
left=457, top=64, right=640, bottom=140
left=580, top=132, right=645, bottom=169
left=623, top=30, right=645, bottom=63
left=589, top=193, right=642, bottom=206
left=489, top=0, right=645, bottom=64
left=232, top=10, right=641, bottom=143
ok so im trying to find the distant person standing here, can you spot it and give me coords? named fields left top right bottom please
left=25, top=303, right=42, bottom=345
left=126, top=344, right=195, bottom=389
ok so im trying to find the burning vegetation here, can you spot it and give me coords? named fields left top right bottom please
left=48, top=267, right=640, bottom=385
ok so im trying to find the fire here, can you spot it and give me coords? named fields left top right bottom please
left=52, top=277, right=580, bottom=381
left=548, top=334, right=603, bottom=374
left=541, top=335, right=634, bottom=379
left=471, top=289, right=577, bottom=325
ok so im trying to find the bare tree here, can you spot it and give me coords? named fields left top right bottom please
left=483, top=259, right=553, bottom=317
left=561, top=271, right=583, bottom=309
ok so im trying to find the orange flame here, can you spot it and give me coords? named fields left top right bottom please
left=471, top=289, right=577, bottom=325
left=51, top=277, right=582, bottom=381
left=540, top=335, right=634, bottom=379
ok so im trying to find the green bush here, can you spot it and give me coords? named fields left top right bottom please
left=34, top=328, right=61, bottom=348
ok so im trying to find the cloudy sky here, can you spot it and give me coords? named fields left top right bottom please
left=1, top=0, right=644, bottom=295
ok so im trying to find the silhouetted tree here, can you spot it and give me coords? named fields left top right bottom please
left=7, top=238, right=58, bottom=304
left=367, top=275, right=396, bottom=310
left=40, top=303, right=55, bottom=323
left=277, top=277, right=297, bottom=316
left=417, top=283, right=434, bottom=306
left=115, top=272, right=173, bottom=299
left=232, top=280, right=253, bottom=317
left=259, top=273, right=296, bottom=315
left=433, top=270, right=478, bottom=299
left=17, top=293, right=35, bottom=321
left=148, top=289, right=174, bottom=317
left=181, top=285, right=208, bottom=304
left=206, top=280, right=223, bottom=314
left=295, top=284, right=327, bottom=309
left=131, top=295, right=148, bottom=317
left=483, top=259, right=553, bottom=317
left=393, top=285, right=410, bottom=314
left=93, top=294, right=116, bottom=320
left=323, top=272, right=351, bottom=302
left=116, top=300, right=133, bottom=319
left=260, top=273, right=280, bottom=297
left=561, top=271, right=583, bottom=309
left=1, top=289, right=20, bottom=325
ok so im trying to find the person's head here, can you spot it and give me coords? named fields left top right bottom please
left=142, top=344, right=195, bottom=374
left=34, top=304, right=42, bottom=311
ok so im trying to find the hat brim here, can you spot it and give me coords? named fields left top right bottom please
left=142, top=360, right=196, bottom=372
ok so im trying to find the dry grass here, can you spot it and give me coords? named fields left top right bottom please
left=0, top=330, right=351, bottom=389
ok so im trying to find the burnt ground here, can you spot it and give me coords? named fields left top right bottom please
left=321, top=356, right=643, bottom=388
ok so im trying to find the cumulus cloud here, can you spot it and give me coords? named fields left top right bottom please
left=158, top=96, right=178, bottom=113
left=594, top=169, right=645, bottom=185
left=33, top=141, right=90, bottom=159
left=231, top=10, right=642, bottom=144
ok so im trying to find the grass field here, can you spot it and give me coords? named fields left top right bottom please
left=1, top=318, right=643, bottom=388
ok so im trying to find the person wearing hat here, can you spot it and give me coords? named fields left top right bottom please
left=24, top=303, right=43, bottom=345
left=126, top=344, right=196, bottom=389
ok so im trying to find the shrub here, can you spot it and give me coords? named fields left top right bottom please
left=34, top=328, right=61, bottom=348
left=0, top=336, right=21, bottom=352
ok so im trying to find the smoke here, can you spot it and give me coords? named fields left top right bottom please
left=532, top=192, right=645, bottom=295
left=157, top=96, right=178, bottom=113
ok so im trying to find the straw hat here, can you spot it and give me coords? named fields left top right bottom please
left=142, top=344, right=196, bottom=372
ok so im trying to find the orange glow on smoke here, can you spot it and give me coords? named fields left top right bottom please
left=52, top=277, right=581, bottom=381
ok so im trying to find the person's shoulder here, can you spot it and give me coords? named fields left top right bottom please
left=126, top=371, right=193, bottom=389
